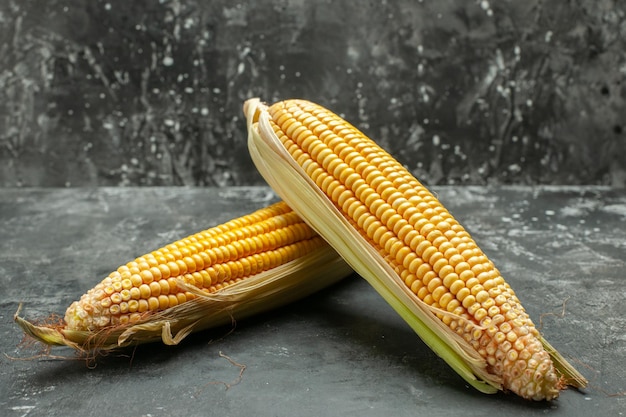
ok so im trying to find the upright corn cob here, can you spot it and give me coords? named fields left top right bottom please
left=15, top=201, right=353, bottom=351
left=245, top=98, right=587, bottom=400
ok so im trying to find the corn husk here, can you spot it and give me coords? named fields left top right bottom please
left=15, top=243, right=352, bottom=353
left=244, top=98, right=587, bottom=395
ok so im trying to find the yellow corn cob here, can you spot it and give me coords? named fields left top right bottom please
left=245, top=98, right=587, bottom=400
left=15, top=201, right=353, bottom=351
left=65, top=201, right=320, bottom=331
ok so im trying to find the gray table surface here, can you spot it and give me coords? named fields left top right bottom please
left=1, top=186, right=624, bottom=417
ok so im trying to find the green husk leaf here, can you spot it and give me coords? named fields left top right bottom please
left=245, top=98, right=501, bottom=394
left=15, top=244, right=352, bottom=353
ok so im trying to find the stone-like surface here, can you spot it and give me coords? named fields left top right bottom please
left=1, top=1, right=624, bottom=187
left=1, top=186, right=625, bottom=416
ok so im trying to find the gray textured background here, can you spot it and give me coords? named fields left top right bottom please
left=1, top=0, right=625, bottom=187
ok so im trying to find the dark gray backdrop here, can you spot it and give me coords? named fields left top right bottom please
left=1, top=0, right=624, bottom=187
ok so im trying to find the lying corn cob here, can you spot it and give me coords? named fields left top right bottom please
left=245, top=98, right=587, bottom=400
left=15, top=201, right=353, bottom=351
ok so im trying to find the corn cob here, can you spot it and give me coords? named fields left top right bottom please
left=15, top=201, right=353, bottom=351
left=65, top=201, right=320, bottom=331
left=245, top=98, right=587, bottom=400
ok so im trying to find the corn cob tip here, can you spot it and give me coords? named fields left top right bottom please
left=497, top=331, right=561, bottom=400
